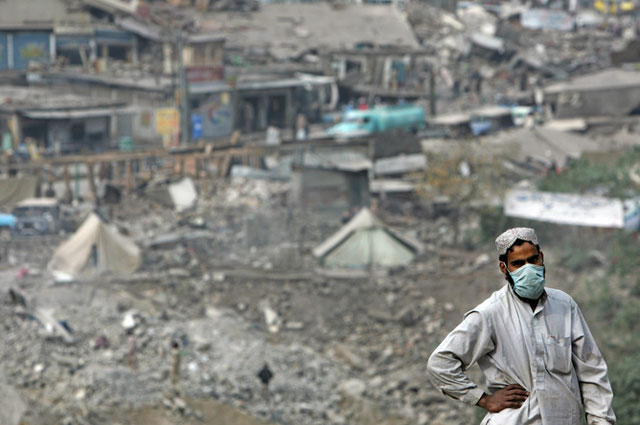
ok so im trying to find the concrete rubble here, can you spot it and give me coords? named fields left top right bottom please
left=0, top=178, right=492, bottom=425
left=0, top=0, right=639, bottom=423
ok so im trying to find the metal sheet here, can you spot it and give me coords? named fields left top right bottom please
left=22, top=108, right=122, bottom=119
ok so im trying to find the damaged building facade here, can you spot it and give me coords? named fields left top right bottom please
left=0, top=87, right=127, bottom=153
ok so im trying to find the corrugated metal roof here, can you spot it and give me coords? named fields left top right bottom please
left=22, top=107, right=129, bottom=119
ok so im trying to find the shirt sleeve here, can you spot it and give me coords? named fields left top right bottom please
left=427, top=311, right=495, bottom=406
left=571, top=301, right=616, bottom=425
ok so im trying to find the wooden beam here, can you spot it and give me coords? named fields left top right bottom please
left=87, top=161, right=98, bottom=204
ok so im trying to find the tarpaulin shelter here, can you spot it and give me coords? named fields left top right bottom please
left=0, top=176, right=38, bottom=209
left=313, top=208, right=421, bottom=269
left=48, top=213, right=141, bottom=279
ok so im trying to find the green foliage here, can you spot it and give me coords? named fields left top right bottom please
left=610, top=355, right=640, bottom=425
left=607, top=232, right=640, bottom=276
left=537, top=147, right=640, bottom=198
left=576, top=232, right=640, bottom=425
left=558, top=248, right=597, bottom=273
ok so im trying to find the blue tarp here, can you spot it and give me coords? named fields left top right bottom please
left=0, top=213, right=15, bottom=228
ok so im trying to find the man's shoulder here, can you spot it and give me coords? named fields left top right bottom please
left=545, top=287, right=576, bottom=307
left=465, top=285, right=509, bottom=316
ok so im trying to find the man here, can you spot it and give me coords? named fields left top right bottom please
left=257, top=362, right=274, bottom=400
left=427, top=227, right=615, bottom=425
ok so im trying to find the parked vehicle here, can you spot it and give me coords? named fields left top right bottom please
left=11, top=198, right=60, bottom=237
left=327, top=105, right=426, bottom=139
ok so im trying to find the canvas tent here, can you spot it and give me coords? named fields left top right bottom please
left=48, top=213, right=141, bottom=279
left=313, top=208, right=421, bottom=269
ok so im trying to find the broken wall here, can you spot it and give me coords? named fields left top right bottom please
left=549, top=86, right=640, bottom=118
left=290, top=168, right=370, bottom=218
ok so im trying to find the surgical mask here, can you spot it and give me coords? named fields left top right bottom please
left=507, top=263, right=545, bottom=300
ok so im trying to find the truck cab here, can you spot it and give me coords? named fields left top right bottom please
left=327, top=105, right=425, bottom=139
left=327, top=110, right=377, bottom=138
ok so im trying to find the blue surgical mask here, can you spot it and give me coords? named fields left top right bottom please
left=507, top=263, right=545, bottom=300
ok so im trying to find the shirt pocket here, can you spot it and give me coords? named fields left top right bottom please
left=544, top=335, right=572, bottom=374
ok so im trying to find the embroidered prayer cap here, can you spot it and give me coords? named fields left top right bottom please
left=495, top=227, right=539, bottom=255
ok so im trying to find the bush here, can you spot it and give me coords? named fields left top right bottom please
left=610, top=354, right=640, bottom=425
left=537, top=146, right=640, bottom=198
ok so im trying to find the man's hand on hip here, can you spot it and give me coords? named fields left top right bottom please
left=477, top=384, right=529, bottom=413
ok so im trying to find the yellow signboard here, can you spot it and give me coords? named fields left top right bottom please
left=156, top=108, right=180, bottom=135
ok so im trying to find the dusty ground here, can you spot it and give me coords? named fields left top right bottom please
left=0, top=180, right=587, bottom=425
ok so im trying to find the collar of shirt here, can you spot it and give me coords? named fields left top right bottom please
left=506, top=283, right=548, bottom=315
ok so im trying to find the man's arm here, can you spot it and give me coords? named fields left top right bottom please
left=571, top=302, right=616, bottom=425
left=427, top=311, right=496, bottom=406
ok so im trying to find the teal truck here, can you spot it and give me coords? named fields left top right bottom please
left=327, top=105, right=426, bottom=139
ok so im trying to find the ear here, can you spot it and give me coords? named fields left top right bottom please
left=540, top=250, right=544, bottom=265
left=499, top=261, right=507, bottom=275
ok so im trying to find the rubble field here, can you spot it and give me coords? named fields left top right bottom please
left=0, top=177, right=585, bottom=425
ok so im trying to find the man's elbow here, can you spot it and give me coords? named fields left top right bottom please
left=426, top=350, right=441, bottom=382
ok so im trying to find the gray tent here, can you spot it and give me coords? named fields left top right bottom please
left=313, top=208, right=421, bottom=269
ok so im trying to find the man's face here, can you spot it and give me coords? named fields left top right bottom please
left=499, top=241, right=544, bottom=275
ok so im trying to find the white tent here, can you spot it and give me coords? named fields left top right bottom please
left=48, top=213, right=141, bottom=279
left=313, top=208, right=421, bottom=269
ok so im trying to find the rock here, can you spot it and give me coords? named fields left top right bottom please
left=426, top=319, right=442, bottom=334
left=338, top=378, right=366, bottom=398
left=326, top=410, right=347, bottom=425
left=367, top=307, right=394, bottom=323
left=0, top=383, right=27, bottom=425
left=396, top=306, right=422, bottom=327
left=174, top=397, right=187, bottom=410
left=473, top=253, right=491, bottom=268
left=417, top=411, right=430, bottom=425
left=332, top=344, right=366, bottom=371
left=168, top=268, right=191, bottom=278
left=285, top=321, right=305, bottom=330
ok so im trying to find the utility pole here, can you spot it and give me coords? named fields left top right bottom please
left=429, top=68, right=437, bottom=117
left=176, top=31, right=190, bottom=146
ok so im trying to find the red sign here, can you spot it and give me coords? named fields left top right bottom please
left=185, top=66, right=225, bottom=83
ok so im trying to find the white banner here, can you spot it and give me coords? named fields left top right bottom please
left=504, top=189, right=624, bottom=228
